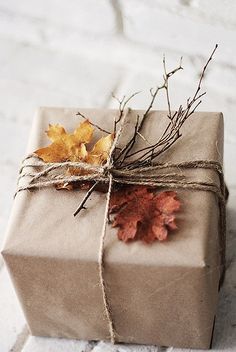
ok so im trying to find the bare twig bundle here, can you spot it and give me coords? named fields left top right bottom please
left=113, top=44, right=218, bottom=169
left=74, top=45, right=218, bottom=216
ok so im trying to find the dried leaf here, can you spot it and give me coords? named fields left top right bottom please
left=35, top=120, right=115, bottom=190
left=35, top=120, right=114, bottom=167
left=87, top=134, right=115, bottom=165
left=46, top=124, right=66, bottom=142
left=109, top=186, right=180, bottom=243
left=35, top=120, right=93, bottom=163
left=73, top=119, right=94, bottom=144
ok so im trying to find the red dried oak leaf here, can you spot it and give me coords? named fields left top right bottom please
left=109, top=186, right=180, bottom=243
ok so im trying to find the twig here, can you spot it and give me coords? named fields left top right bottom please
left=73, top=182, right=99, bottom=216
left=163, top=55, right=183, bottom=121
left=192, top=44, right=218, bottom=102
left=112, top=91, right=140, bottom=134
left=137, top=131, right=152, bottom=145
left=115, top=115, right=140, bottom=165
left=76, top=111, right=111, bottom=134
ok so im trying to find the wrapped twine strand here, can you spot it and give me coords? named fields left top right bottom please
left=15, top=110, right=226, bottom=344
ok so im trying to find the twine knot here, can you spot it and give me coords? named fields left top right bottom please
left=102, top=164, right=113, bottom=176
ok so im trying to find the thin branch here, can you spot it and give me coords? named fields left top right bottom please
left=137, top=131, right=152, bottom=145
left=116, top=115, right=140, bottom=165
left=163, top=55, right=183, bottom=121
left=192, top=44, right=218, bottom=102
left=112, top=91, right=140, bottom=134
left=73, top=182, right=99, bottom=216
left=139, top=57, right=183, bottom=132
left=76, top=111, right=111, bottom=134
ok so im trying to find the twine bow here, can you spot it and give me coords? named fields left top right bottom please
left=15, top=110, right=226, bottom=344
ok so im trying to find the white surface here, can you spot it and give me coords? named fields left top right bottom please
left=0, top=268, right=26, bottom=351
left=0, top=0, right=235, bottom=351
left=21, top=336, right=91, bottom=352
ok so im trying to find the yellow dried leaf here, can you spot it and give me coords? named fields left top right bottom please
left=36, top=141, right=70, bottom=163
left=87, top=134, right=115, bottom=165
left=35, top=120, right=94, bottom=163
left=35, top=120, right=115, bottom=190
left=46, top=124, right=66, bottom=142
left=74, top=119, right=94, bottom=143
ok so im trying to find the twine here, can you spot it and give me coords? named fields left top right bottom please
left=15, top=111, right=226, bottom=344
left=98, top=173, right=116, bottom=344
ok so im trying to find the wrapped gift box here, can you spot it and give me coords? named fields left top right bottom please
left=1, top=107, right=224, bottom=349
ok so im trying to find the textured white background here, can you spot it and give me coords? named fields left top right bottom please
left=0, top=0, right=235, bottom=351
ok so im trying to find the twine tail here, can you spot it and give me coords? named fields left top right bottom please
left=96, top=108, right=130, bottom=343
left=98, top=174, right=116, bottom=344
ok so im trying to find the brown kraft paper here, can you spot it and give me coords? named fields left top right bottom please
left=1, top=107, right=224, bottom=349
